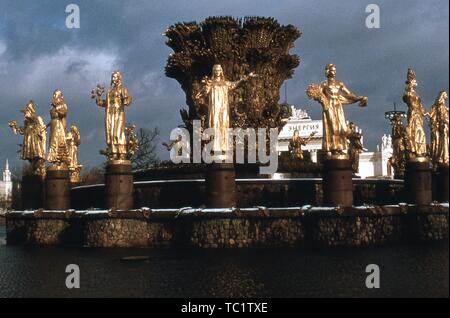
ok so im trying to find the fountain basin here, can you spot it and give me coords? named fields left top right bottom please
left=71, top=178, right=404, bottom=209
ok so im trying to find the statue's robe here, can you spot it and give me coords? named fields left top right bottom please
left=47, top=103, right=68, bottom=163
left=204, top=79, right=237, bottom=152
left=320, top=80, right=361, bottom=153
left=403, top=90, right=427, bottom=157
left=22, top=116, right=46, bottom=161
left=103, top=85, right=132, bottom=156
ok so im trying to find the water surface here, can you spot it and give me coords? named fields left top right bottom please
left=0, top=226, right=447, bottom=298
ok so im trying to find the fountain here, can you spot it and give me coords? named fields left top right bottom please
left=5, top=17, right=448, bottom=248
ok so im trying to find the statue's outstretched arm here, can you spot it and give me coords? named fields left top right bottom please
left=96, top=97, right=106, bottom=108
left=122, top=87, right=132, bottom=106
left=305, top=131, right=317, bottom=143
left=9, top=120, right=24, bottom=135
left=17, top=126, right=25, bottom=135
left=230, top=72, right=257, bottom=90
left=340, top=82, right=367, bottom=106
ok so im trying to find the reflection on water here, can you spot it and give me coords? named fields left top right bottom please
left=0, top=226, right=448, bottom=298
left=0, top=225, right=5, bottom=245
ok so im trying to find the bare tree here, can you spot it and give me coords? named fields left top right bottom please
left=130, top=127, right=160, bottom=170
left=80, top=166, right=104, bottom=185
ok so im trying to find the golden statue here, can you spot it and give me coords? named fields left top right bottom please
left=428, top=90, right=449, bottom=168
left=403, top=68, right=427, bottom=159
left=195, top=64, right=256, bottom=153
left=165, top=17, right=300, bottom=135
left=125, top=124, right=139, bottom=157
left=288, top=130, right=317, bottom=160
left=307, top=64, right=367, bottom=158
left=100, top=123, right=139, bottom=161
left=8, top=101, right=47, bottom=176
left=47, top=89, right=69, bottom=167
left=66, top=123, right=82, bottom=182
left=389, top=113, right=408, bottom=177
left=347, top=122, right=364, bottom=173
left=92, top=71, right=132, bottom=162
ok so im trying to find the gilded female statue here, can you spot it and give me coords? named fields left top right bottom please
left=93, top=71, right=132, bottom=161
left=66, top=124, right=81, bottom=167
left=307, top=64, right=367, bottom=158
left=8, top=101, right=47, bottom=176
left=66, top=123, right=82, bottom=182
left=347, top=122, right=364, bottom=174
left=403, top=68, right=427, bottom=159
left=288, top=130, right=317, bottom=160
left=195, top=64, right=256, bottom=153
left=428, top=90, right=449, bottom=167
left=389, top=113, right=408, bottom=177
left=47, top=89, right=68, bottom=166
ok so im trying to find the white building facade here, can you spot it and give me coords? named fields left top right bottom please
left=278, top=106, right=323, bottom=162
left=357, top=134, right=393, bottom=179
left=278, top=106, right=393, bottom=179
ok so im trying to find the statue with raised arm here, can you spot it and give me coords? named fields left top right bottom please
left=47, top=89, right=69, bottom=167
left=288, top=130, right=317, bottom=160
left=428, top=90, right=449, bottom=168
left=194, top=64, right=256, bottom=154
left=8, top=101, right=47, bottom=177
left=66, top=123, right=82, bottom=182
left=92, top=71, right=132, bottom=162
left=403, top=68, right=427, bottom=159
left=307, top=64, right=367, bottom=158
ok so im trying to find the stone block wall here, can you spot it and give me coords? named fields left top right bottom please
left=6, top=211, right=83, bottom=245
left=84, top=217, right=174, bottom=248
left=5, top=204, right=449, bottom=248
left=190, top=216, right=305, bottom=248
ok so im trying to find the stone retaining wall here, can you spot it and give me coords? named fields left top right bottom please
left=5, top=205, right=448, bottom=248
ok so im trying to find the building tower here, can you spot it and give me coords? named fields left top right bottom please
left=0, top=159, right=13, bottom=209
left=3, top=159, right=11, bottom=182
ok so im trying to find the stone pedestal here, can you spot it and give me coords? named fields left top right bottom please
left=45, top=168, right=71, bottom=210
left=323, top=158, right=353, bottom=207
left=205, top=163, right=236, bottom=208
left=316, top=150, right=328, bottom=166
left=22, top=175, right=44, bottom=209
left=105, top=161, right=134, bottom=210
left=405, top=160, right=432, bottom=205
left=435, top=165, right=449, bottom=202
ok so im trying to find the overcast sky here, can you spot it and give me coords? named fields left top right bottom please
left=0, top=0, right=448, bottom=172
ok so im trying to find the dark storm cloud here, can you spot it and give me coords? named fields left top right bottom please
left=0, top=0, right=448, bottom=172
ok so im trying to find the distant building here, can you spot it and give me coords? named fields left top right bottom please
left=278, top=106, right=323, bottom=162
left=358, top=134, right=393, bottom=179
left=278, top=106, right=393, bottom=179
left=0, top=159, right=13, bottom=210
